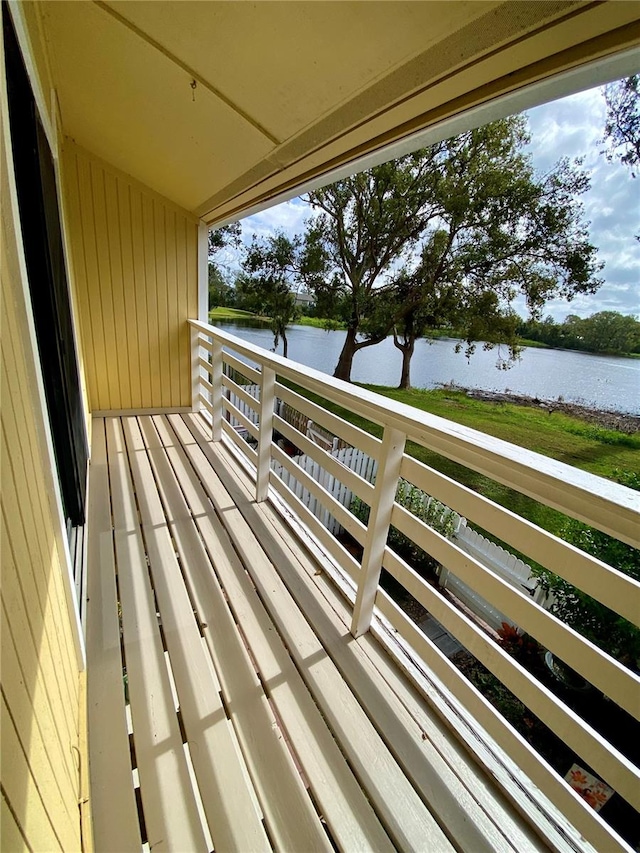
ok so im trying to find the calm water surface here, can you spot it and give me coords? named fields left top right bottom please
left=214, top=321, right=640, bottom=415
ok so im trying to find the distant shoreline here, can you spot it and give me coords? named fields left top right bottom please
left=210, top=311, right=640, bottom=359
left=445, top=385, right=640, bottom=433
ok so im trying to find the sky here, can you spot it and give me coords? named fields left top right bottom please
left=220, top=83, right=639, bottom=323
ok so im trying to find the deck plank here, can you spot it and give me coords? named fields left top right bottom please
left=183, top=412, right=540, bottom=853
left=154, top=415, right=398, bottom=852
left=105, top=418, right=207, bottom=853
left=86, top=419, right=142, bottom=852
left=172, top=413, right=458, bottom=852
left=88, top=413, right=550, bottom=853
left=121, top=417, right=271, bottom=853
left=135, top=417, right=332, bottom=853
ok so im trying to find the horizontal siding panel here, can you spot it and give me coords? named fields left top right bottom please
left=401, top=453, right=640, bottom=628
left=62, top=141, right=199, bottom=411
left=383, top=549, right=640, bottom=809
left=390, top=501, right=639, bottom=720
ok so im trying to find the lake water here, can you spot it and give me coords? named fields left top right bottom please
left=213, top=320, right=640, bottom=415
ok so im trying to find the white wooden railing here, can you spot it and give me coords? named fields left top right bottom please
left=189, top=319, right=640, bottom=853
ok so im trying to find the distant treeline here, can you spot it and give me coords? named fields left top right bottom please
left=516, top=311, right=640, bottom=355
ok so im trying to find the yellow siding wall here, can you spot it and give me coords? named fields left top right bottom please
left=1, top=106, right=81, bottom=853
left=62, top=142, right=199, bottom=412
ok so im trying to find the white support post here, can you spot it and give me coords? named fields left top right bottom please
left=198, top=220, right=209, bottom=322
left=191, top=326, right=201, bottom=413
left=351, top=427, right=406, bottom=638
left=256, top=367, right=275, bottom=502
left=211, top=339, right=223, bottom=442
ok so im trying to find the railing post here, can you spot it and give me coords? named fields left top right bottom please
left=211, top=339, right=223, bottom=442
left=351, top=426, right=406, bottom=638
left=255, top=367, right=275, bottom=502
left=191, top=326, right=201, bottom=413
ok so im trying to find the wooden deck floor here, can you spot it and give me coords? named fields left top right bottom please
left=86, top=413, right=546, bottom=853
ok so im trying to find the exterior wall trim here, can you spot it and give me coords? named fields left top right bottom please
left=6, top=0, right=56, bottom=155
left=92, top=407, right=193, bottom=417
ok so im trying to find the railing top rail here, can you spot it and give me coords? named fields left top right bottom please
left=189, top=320, right=639, bottom=546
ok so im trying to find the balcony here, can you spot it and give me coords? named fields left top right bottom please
left=85, top=322, right=640, bottom=853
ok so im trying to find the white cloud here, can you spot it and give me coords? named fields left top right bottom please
left=525, top=85, right=639, bottom=320
left=242, top=198, right=310, bottom=242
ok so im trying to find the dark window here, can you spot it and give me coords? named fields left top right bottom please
left=3, top=4, right=88, bottom=528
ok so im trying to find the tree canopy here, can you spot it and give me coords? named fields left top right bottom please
left=519, top=311, right=640, bottom=355
left=302, top=115, right=603, bottom=384
left=208, top=222, right=242, bottom=310
left=240, top=231, right=301, bottom=357
left=601, top=75, right=640, bottom=177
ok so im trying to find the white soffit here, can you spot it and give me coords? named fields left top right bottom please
left=214, top=44, right=640, bottom=230
left=36, top=1, right=640, bottom=222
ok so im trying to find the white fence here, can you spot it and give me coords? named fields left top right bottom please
left=225, top=384, right=344, bottom=450
left=271, top=447, right=377, bottom=535
left=225, top=383, right=260, bottom=431
left=442, top=524, right=542, bottom=630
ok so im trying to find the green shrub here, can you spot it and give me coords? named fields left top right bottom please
left=532, top=470, right=640, bottom=667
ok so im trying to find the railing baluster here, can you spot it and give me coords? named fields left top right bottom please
left=187, top=319, right=640, bottom=850
left=190, top=326, right=201, bottom=413
left=351, top=426, right=406, bottom=638
left=211, top=339, right=223, bottom=442
left=256, top=367, right=275, bottom=502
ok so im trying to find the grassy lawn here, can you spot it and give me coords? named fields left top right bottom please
left=209, top=307, right=267, bottom=320
left=296, top=315, right=348, bottom=330
left=294, top=384, right=639, bottom=540
left=364, top=386, right=638, bottom=477
left=208, top=308, right=344, bottom=328
left=517, top=338, right=548, bottom=348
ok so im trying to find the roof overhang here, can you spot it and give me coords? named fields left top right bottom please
left=27, top=1, right=640, bottom=224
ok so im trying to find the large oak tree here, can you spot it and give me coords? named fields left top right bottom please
left=302, top=116, right=603, bottom=384
left=301, top=146, right=445, bottom=380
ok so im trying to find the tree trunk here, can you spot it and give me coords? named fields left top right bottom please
left=333, top=326, right=359, bottom=381
left=282, top=330, right=288, bottom=359
left=394, top=334, right=415, bottom=390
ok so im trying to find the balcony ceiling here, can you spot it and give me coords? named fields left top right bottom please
left=39, top=1, right=640, bottom=224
